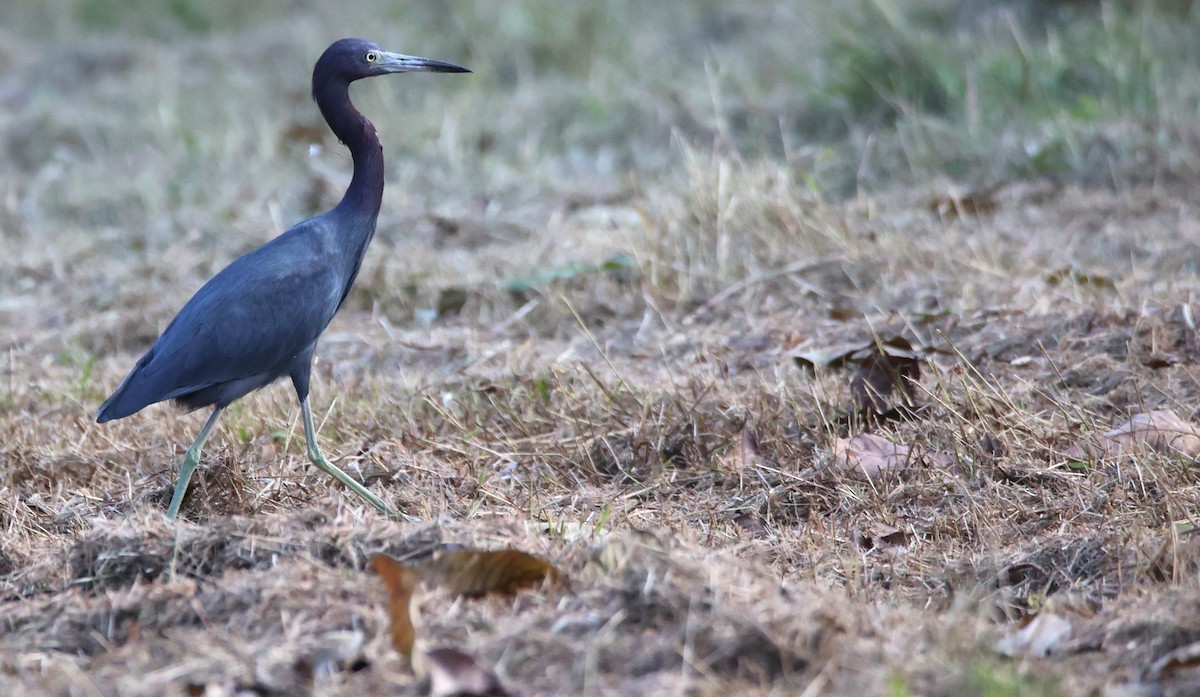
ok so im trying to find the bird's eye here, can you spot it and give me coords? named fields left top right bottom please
left=365, top=51, right=378, bottom=63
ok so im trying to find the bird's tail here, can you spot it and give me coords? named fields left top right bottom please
left=96, top=352, right=157, bottom=423
left=96, top=378, right=143, bottom=423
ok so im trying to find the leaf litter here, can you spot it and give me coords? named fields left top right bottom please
left=1066, top=409, right=1200, bottom=460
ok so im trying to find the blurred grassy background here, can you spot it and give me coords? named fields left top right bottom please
left=4, top=0, right=1200, bottom=339
left=6, top=0, right=1200, bottom=199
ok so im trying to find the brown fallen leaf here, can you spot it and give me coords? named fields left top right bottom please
left=850, top=337, right=921, bottom=415
left=916, top=446, right=957, bottom=471
left=371, top=554, right=419, bottom=659
left=831, top=434, right=955, bottom=479
left=831, top=433, right=911, bottom=478
left=790, top=338, right=874, bottom=373
left=1072, top=409, right=1200, bottom=459
left=426, top=647, right=512, bottom=697
left=418, top=549, right=562, bottom=598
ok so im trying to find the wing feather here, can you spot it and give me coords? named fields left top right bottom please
left=97, top=223, right=345, bottom=421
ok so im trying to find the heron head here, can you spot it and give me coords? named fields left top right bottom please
left=316, top=38, right=470, bottom=84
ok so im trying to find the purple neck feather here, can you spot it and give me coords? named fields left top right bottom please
left=314, top=78, right=384, bottom=220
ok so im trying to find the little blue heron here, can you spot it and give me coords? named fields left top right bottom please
left=96, top=39, right=469, bottom=519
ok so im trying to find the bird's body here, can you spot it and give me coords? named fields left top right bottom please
left=97, top=38, right=469, bottom=518
left=98, top=214, right=355, bottom=420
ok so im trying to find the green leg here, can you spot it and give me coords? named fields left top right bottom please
left=301, top=397, right=399, bottom=519
left=166, top=405, right=225, bottom=519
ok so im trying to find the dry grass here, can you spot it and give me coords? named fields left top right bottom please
left=7, top=2, right=1200, bottom=696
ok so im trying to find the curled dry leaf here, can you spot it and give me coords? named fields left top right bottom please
left=917, top=447, right=957, bottom=471
left=426, top=647, right=512, bottom=697
left=835, top=434, right=912, bottom=477
left=372, top=549, right=561, bottom=663
left=371, top=554, right=419, bottom=659
left=831, top=434, right=955, bottom=479
left=1071, top=409, right=1200, bottom=460
left=790, top=334, right=925, bottom=419
left=850, top=337, right=921, bottom=415
left=995, top=612, right=1073, bottom=658
left=791, top=339, right=873, bottom=373
left=419, top=549, right=562, bottom=598
left=832, top=433, right=909, bottom=478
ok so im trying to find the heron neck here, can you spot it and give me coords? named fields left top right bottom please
left=316, top=80, right=385, bottom=222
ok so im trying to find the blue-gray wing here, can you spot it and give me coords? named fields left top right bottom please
left=97, top=232, right=342, bottom=421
